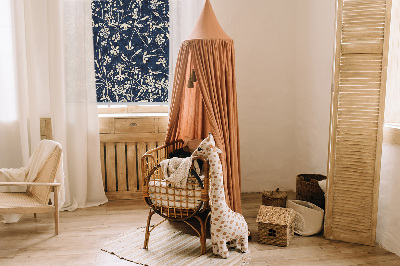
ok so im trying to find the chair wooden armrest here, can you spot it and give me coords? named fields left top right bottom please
left=0, top=182, right=61, bottom=187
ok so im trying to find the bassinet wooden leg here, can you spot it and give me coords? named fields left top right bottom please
left=144, top=209, right=155, bottom=249
left=194, top=214, right=209, bottom=255
left=199, top=218, right=206, bottom=255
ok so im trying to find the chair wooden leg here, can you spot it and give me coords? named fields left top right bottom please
left=54, top=186, right=59, bottom=235
left=34, top=213, right=37, bottom=218
left=144, top=209, right=155, bottom=249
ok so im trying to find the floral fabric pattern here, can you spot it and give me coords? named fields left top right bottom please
left=92, top=0, right=169, bottom=102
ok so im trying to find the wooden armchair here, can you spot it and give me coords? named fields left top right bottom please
left=0, top=145, right=62, bottom=234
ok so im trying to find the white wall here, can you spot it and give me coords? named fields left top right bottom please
left=377, top=2, right=400, bottom=256
left=377, top=142, right=400, bottom=256
left=212, top=0, right=335, bottom=192
left=212, top=0, right=297, bottom=192
left=212, top=1, right=400, bottom=255
left=294, top=1, right=335, bottom=177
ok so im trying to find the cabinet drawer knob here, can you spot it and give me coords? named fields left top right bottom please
left=129, top=123, right=138, bottom=127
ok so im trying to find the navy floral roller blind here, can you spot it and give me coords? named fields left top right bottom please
left=91, top=0, right=169, bottom=103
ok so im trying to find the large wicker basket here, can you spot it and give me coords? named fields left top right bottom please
left=262, top=188, right=287, bottom=208
left=296, top=174, right=326, bottom=209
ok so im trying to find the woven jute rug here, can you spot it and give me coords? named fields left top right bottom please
left=102, top=226, right=250, bottom=265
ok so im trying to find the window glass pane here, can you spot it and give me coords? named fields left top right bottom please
left=92, top=0, right=169, bottom=103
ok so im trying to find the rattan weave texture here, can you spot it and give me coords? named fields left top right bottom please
left=0, top=193, right=42, bottom=207
left=257, top=205, right=296, bottom=247
left=27, top=148, right=61, bottom=205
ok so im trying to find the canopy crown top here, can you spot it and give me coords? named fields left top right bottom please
left=188, top=0, right=231, bottom=40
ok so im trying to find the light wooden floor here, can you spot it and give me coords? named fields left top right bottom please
left=1, top=193, right=399, bottom=266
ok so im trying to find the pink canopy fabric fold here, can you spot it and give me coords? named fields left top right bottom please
left=166, top=39, right=242, bottom=213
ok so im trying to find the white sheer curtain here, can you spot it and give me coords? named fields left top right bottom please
left=0, top=0, right=24, bottom=169
left=60, top=0, right=108, bottom=210
left=168, top=0, right=204, bottom=101
left=0, top=0, right=107, bottom=213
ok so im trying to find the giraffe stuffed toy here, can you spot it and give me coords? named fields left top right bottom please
left=192, top=133, right=248, bottom=258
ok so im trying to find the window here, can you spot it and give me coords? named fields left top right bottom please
left=91, top=0, right=169, bottom=104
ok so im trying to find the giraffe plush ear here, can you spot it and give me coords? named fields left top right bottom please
left=211, top=144, right=222, bottom=154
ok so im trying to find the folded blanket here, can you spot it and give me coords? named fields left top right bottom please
left=159, top=157, right=199, bottom=188
left=0, top=140, right=62, bottom=184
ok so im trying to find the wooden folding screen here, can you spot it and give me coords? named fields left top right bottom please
left=325, top=0, right=392, bottom=245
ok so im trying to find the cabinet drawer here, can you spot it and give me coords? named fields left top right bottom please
left=114, top=118, right=155, bottom=133
left=99, top=117, right=114, bottom=134
left=157, top=117, right=168, bottom=133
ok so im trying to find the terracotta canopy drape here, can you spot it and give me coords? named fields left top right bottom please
left=166, top=38, right=242, bottom=213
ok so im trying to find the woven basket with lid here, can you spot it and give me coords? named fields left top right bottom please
left=262, top=188, right=287, bottom=208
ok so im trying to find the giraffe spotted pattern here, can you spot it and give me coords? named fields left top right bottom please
left=192, top=134, right=249, bottom=258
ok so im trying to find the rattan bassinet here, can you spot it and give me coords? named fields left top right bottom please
left=141, top=140, right=210, bottom=254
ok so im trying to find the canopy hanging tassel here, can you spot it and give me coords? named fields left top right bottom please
left=191, top=69, right=197, bottom=82
left=187, top=76, right=194, bottom=88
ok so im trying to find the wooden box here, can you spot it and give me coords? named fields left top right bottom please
left=256, top=205, right=296, bottom=247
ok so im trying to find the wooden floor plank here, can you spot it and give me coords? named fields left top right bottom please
left=0, top=192, right=398, bottom=265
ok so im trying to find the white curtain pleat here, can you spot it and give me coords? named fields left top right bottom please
left=0, top=0, right=24, bottom=169
left=0, top=0, right=107, bottom=213
left=12, top=0, right=55, bottom=163
left=168, top=0, right=204, bottom=102
left=0, top=0, right=30, bottom=196
left=52, top=0, right=107, bottom=210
